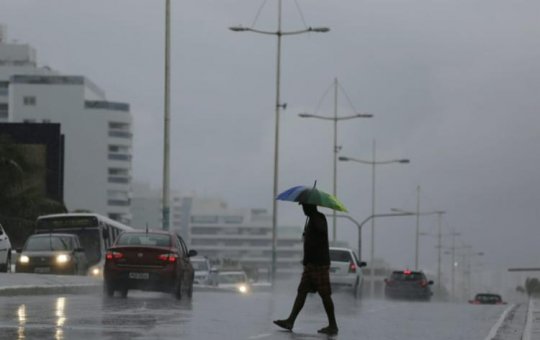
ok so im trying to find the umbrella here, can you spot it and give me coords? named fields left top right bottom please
left=276, top=185, right=348, bottom=212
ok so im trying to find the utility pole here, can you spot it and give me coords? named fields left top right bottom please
left=414, top=185, right=420, bottom=269
left=436, top=211, right=444, bottom=294
left=162, top=0, right=171, bottom=231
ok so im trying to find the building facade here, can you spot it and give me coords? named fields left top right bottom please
left=131, top=190, right=304, bottom=278
left=0, top=25, right=133, bottom=224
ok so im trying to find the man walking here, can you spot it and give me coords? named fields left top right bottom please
left=273, top=203, right=338, bottom=335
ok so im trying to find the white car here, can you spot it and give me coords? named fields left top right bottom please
left=329, top=247, right=366, bottom=298
left=0, top=223, right=12, bottom=272
left=216, top=270, right=251, bottom=294
left=191, top=256, right=211, bottom=285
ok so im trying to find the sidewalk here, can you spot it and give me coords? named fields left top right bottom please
left=0, top=272, right=102, bottom=296
left=523, top=298, right=540, bottom=340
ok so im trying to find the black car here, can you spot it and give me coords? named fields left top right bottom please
left=384, top=270, right=434, bottom=301
left=104, top=230, right=196, bottom=299
left=469, top=293, right=506, bottom=305
left=16, top=233, right=88, bottom=275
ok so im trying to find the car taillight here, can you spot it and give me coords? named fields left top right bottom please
left=474, top=300, right=481, bottom=304
left=158, top=253, right=178, bottom=263
left=420, top=279, right=428, bottom=287
left=106, top=251, right=123, bottom=260
left=349, top=261, right=357, bottom=273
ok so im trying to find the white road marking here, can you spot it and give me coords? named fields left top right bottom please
left=484, top=304, right=515, bottom=340
left=248, top=333, right=272, bottom=339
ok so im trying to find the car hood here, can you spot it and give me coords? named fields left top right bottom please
left=22, top=250, right=71, bottom=256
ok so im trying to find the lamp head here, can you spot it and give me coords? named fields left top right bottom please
left=229, top=26, right=247, bottom=32
left=311, top=27, right=330, bottom=33
left=338, top=156, right=350, bottom=161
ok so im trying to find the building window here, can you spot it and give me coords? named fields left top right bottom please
left=0, top=103, right=7, bottom=119
left=224, top=216, right=244, bottom=224
left=191, top=215, right=219, bottom=224
left=23, top=96, right=36, bottom=106
left=108, top=168, right=129, bottom=176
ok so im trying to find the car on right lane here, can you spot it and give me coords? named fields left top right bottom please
left=469, top=293, right=507, bottom=305
left=384, top=269, right=434, bottom=301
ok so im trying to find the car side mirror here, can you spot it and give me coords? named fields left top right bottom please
left=428, top=280, right=434, bottom=285
left=468, top=300, right=474, bottom=304
left=188, top=249, right=198, bottom=257
left=359, top=261, right=367, bottom=268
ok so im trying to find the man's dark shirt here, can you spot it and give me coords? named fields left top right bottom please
left=302, top=212, right=330, bottom=266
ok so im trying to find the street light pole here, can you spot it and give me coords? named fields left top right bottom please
left=299, top=79, right=372, bottom=243
left=230, top=1, right=329, bottom=283
left=162, top=0, right=171, bottom=231
left=339, top=154, right=409, bottom=297
left=332, top=78, right=338, bottom=243
left=436, top=211, right=444, bottom=294
left=415, top=185, right=420, bottom=269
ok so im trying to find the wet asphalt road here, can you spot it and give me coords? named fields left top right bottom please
left=0, top=287, right=507, bottom=340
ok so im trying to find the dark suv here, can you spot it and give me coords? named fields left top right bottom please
left=384, top=270, right=434, bottom=301
left=469, top=293, right=506, bottom=305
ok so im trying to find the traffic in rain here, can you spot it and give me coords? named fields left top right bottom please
left=1, top=0, right=539, bottom=339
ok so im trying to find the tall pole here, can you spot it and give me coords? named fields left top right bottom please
left=436, top=212, right=443, bottom=294
left=332, top=78, right=338, bottom=243
left=370, top=140, right=376, bottom=297
left=162, top=0, right=171, bottom=231
left=451, top=232, right=456, bottom=300
left=414, top=185, right=420, bottom=269
left=271, top=0, right=283, bottom=283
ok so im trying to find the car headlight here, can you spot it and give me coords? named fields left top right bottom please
left=19, top=255, right=30, bottom=264
left=237, top=284, right=249, bottom=294
left=91, top=267, right=100, bottom=276
left=56, top=254, right=71, bottom=264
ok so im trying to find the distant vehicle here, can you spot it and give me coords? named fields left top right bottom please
left=329, top=247, right=367, bottom=298
left=103, top=230, right=197, bottom=299
left=16, top=233, right=88, bottom=275
left=384, top=270, right=434, bottom=301
left=0, top=223, right=12, bottom=272
left=191, top=256, right=211, bottom=285
left=469, top=293, right=506, bottom=305
left=216, top=270, right=251, bottom=294
left=35, top=213, right=134, bottom=276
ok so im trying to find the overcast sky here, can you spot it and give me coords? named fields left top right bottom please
left=2, top=0, right=539, bottom=289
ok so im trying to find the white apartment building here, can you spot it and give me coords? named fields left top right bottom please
left=0, top=25, right=133, bottom=224
left=131, top=191, right=304, bottom=277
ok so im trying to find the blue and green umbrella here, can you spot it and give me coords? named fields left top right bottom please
left=276, top=185, right=348, bottom=212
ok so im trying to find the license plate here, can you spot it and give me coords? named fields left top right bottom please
left=330, top=267, right=338, bottom=273
left=35, top=267, right=51, bottom=273
left=129, top=272, right=149, bottom=280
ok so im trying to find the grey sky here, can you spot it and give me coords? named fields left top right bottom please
left=2, top=0, right=540, bottom=289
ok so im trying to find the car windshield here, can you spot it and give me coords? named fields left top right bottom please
left=391, top=272, right=425, bottom=281
left=116, top=233, right=171, bottom=247
left=330, top=250, right=351, bottom=262
left=219, top=273, right=246, bottom=284
left=191, top=259, right=209, bottom=271
left=25, top=235, right=74, bottom=251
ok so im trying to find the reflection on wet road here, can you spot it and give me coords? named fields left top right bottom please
left=0, top=289, right=507, bottom=339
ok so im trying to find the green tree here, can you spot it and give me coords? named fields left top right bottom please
left=524, top=277, right=540, bottom=297
left=0, top=135, right=66, bottom=248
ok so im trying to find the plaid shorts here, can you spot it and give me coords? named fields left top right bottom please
left=297, top=264, right=332, bottom=296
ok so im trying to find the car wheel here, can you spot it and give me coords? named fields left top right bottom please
left=353, top=279, right=361, bottom=299
left=104, top=280, right=115, bottom=297
left=0, top=254, right=8, bottom=273
left=174, top=275, right=183, bottom=300
left=187, top=281, right=193, bottom=298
